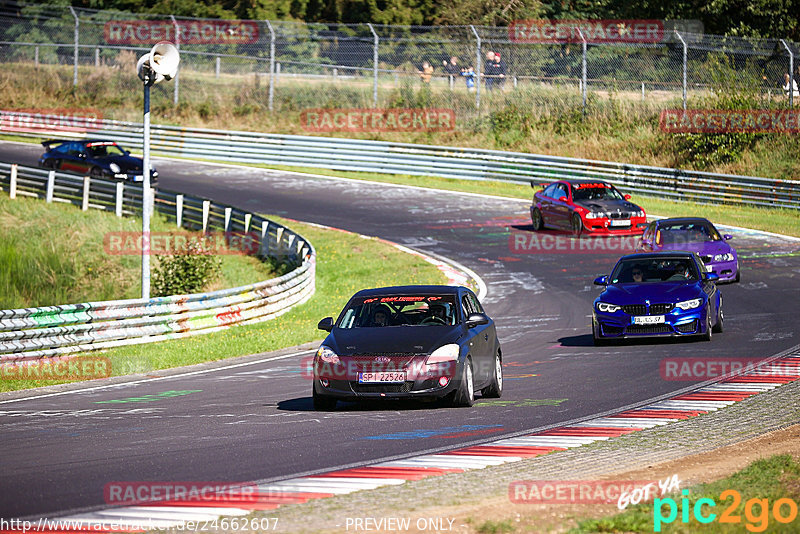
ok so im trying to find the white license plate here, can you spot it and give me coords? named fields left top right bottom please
left=358, top=372, right=406, bottom=383
left=633, top=315, right=665, bottom=325
left=609, top=220, right=631, bottom=227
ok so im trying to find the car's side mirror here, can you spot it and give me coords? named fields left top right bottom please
left=624, top=194, right=632, bottom=200
left=465, top=313, right=489, bottom=328
left=594, top=276, right=608, bottom=286
left=317, top=317, right=334, bottom=332
left=557, top=196, right=568, bottom=202
left=705, top=272, right=720, bottom=282
left=723, top=234, right=733, bottom=240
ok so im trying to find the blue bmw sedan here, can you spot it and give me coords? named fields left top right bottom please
left=592, top=252, right=723, bottom=345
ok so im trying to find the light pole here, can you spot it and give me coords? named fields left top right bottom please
left=136, top=41, right=180, bottom=298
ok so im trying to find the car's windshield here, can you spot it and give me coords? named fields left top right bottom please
left=572, top=184, right=624, bottom=202
left=657, top=221, right=721, bottom=243
left=86, top=142, right=126, bottom=158
left=610, top=257, right=699, bottom=284
left=337, top=295, right=457, bottom=328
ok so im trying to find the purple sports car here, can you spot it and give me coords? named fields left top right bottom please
left=636, top=217, right=739, bottom=283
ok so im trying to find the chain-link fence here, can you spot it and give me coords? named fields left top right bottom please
left=1, top=3, right=798, bottom=123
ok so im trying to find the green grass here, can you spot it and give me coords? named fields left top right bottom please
left=0, top=194, right=273, bottom=309
left=0, top=216, right=448, bottom=392
left=570, top=454, right=800, bottom=533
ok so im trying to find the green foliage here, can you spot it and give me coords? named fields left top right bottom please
left=489, top=104, right=532, bottom=147
left=475, top=519, right=516, bottom=534
left=152, top=241, right=222, bottom=297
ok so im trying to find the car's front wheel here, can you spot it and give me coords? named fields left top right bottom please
left=700, top=304, right=713, bottom=341
left=450, top=358, right=474, bottom=407
left=713, top=298, right=724, bottom=333
left=481, top=351, right=503, bottom=398
left=90, top=166, right=104, bottom=178
left=592, top=324, right=608, bottom=346
left=312, top=385, right=337, bottom=411
left=531, top=208, right=544, bottom=231
left=571, top=214, right=583, bottom=236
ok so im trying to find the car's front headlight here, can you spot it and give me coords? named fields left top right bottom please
left=675, top=298, right=702, bottom=310
left=632, top=210, right=645, bottom=218
left=426, top=343, right=460, bottom=364
left=596, top=302, right=621, bottom=313
left=316, top=345, right=340, bottom=364
left=585, top=212, right=599, bottom=219
left=713, top=253, right=734, bottom=262
left=109, top=163, right=121, bottom=173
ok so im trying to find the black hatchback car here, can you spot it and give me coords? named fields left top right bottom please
left=312, top=285, right=503, bottom=410
left=39, top=139, right=158, bottom=185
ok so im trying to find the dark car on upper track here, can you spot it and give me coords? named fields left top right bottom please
left=312, top=285, right=502, bottom=410
left=636, top=217, right=740, bottom=283
left=592, top=251, right=723, bottom=345
left=38, top=139, right=158, bottom=185
left=530, top=179, right=647, bottom=236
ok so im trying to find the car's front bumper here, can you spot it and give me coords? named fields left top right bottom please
left=581, top=216, right=647, bottom=235
left=594, top=307, right=708, bottom=338
left=703, top=259, right=738, bottom=282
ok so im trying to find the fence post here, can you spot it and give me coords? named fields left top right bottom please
left=95, top=48, right=99, bottom=67
left=368, top=23, right=379, bottom=107
left=68, top=6, right=78, bottom=86
left=46, top=170, right=54, bottom=202
left=170, top=15, right=180, bottom=105
left=9, top=164, right=17, bottom=199
left=82, top=176, right=90, bottom=211
left=176, top=194, right=184, bottom=227
left=34, top=46, right=39, bottom=67
left=202, top=200, right=210, bottom=233
left=675, top=30, right=687, bottom=110
left=578, top=28, right=587, bottom=117
left=115, top=181, right=123, bottom=217
left=641, top=82, right=645, bottom=101
left=266, top=20, right=275, bottom=112
left=781, top=40, right=794, bottom=108
left=215, top=56, right=220, bottom=78
left=470, top=25, right=481, bottom=110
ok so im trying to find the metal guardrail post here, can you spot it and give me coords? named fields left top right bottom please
left=202, top=200, right=210, bottom=232
left=224, top=207, right=231, bottom=231
left=781, top=40, right=794, bottom=108
left=675, top=30, right=688, bottom=110
left=470, top=25, right=481, bottom=110
left=46, top=170, right=54, bottom=202
left=368, top=23, right=379, bottom=108
left=9, top=164, right=17, bottom=199
left=578, top=28, right=587, bottom=117
left=115, top=182, right=123, bottom=217
left=176, top=194, right=184, bottom=227
left=170, top=15, right=180, bottom=105
left=266, top=20, right=275, bottom=112
left=82, top=176, right=90, bottom=211
left=68, top=6, right=78, bottom=86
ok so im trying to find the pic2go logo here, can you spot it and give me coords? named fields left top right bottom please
left=654, top=489, right=799, bottom=532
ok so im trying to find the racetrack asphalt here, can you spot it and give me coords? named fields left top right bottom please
left=1, top=142, right=799, bottom=520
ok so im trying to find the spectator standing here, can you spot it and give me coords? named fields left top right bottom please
left=484, top=50, right=497, bottom=90
left=461, top=66, right=476, bottom=91
left=493, top=52, right=507, bottom=89
left=419, top=61, right=434, bottom=84
left=784, top=73, right=799, bottom=100
left=443, top=56, right=459, bottom=75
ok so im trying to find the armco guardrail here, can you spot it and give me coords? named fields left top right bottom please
left=0, top=162, right=315, bottom=362
left=1, top=111, right=799, bottom=210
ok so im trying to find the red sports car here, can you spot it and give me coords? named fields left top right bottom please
left=530, top=179, right=647, bottom=236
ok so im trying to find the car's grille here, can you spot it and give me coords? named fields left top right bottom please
left=608, top=212, right=632, bottom=220
left=650, top=303, right=675, bottom=314
left=344, top=353, right=419, bottom=371
left=676, top=320, right=699, bottom=334
left=622, top=304, right=673, bottom=315
left=352, top=381, right=414, bottom=394
left=626, top=324, right=673, bottom=334
left=622, top=305, right=647, bottom=315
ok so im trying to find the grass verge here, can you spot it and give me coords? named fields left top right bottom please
left=570, top=453, right=800, bottom=533
left=0, top=194, right=273, bottom=309
left=0, top=216, right=448, bottom=392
